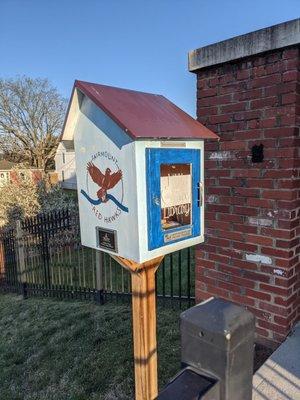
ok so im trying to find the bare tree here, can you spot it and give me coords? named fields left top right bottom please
left=0, top=76, right=67, bottom=170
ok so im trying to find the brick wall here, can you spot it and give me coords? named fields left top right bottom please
left=195, top=46, right=300, bottom=347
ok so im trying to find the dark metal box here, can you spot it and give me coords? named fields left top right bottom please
left=157, top=367, right=220, bottom=400
left=180, top=298, right=255, bottom=400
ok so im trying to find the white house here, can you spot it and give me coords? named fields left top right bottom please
left=54, top=139, right=77, bottom=190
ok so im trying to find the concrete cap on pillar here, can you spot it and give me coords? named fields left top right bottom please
left=189, top=18, right=300, bottom=71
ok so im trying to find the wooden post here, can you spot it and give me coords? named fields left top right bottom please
left=0, top=239, right=4, bottom=276
left=112, top=255, right=164, bottom=400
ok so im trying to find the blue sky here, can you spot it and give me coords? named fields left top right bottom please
left=0, top=0, right=299, bottom=116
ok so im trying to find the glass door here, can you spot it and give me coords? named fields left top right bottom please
left=146, top=148, right=201, bottom=250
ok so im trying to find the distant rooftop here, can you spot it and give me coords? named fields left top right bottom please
left=61, top=140, right=74, bottom=151
left=0, top=160, right=16, bottom=170
left=0, top=160, right=43, bottom=171
left=69, top=80, right=219, bottom=140
left=189, top=18, right=300, bottom=71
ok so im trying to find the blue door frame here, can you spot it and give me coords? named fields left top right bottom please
left=146, top=148, right=201, bottom=251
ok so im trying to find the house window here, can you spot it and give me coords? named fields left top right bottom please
left=0, top=173, right=4, bottom=179
left=62, top=153, right=65, bottom=164
left=62, top=170, right=65, bottom=182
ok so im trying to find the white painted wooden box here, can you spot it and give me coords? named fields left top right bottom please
left=61, top=81, right=218, bottom=263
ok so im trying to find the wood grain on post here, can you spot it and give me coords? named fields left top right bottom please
left=112, top=255, right=164, bottom=400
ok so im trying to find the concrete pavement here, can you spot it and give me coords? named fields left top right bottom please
left=253, top=322, right=300, bottom=400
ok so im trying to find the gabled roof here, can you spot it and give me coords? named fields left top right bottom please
left=65, top=80, right=218, bottom=141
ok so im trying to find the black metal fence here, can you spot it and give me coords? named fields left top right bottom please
left=0, top=209, right=195, bottom=307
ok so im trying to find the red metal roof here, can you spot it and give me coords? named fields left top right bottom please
left=74, top=80, right=219, bottom=140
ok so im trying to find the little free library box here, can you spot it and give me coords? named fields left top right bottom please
left=62, top=80, right=219, bottom=400
left=62, top=80, right=219, bottom=263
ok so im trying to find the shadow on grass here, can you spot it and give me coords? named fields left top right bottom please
left=0, top=293, right=272, bottom=400
left=0, top=294, right=181, bottom=400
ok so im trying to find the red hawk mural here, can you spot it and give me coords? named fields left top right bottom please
left=87, top=162, right=122, bottom=202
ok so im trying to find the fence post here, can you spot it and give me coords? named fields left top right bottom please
left=95, top=250, right=104, bottom=304
left=0, top=237, right=4, bottom=277
left=39, top=215, right=51, bottom=288
left=16, top=220, right=27, bottom=297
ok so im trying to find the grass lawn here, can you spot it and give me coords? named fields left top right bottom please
left=0, top=294, right=181, bottom=400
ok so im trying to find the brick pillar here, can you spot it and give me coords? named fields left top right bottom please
left=189, top=19, right=300, bottom=346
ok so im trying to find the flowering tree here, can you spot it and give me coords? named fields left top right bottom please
left=38, top=178, right=77, bottom=214
left=0, top=166, right=76, bottom=227
left=0, top=167, right=40, bottom=226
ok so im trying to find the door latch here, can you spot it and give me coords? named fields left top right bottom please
left=197, top=182, right=203, bottom=207
left=153, top=195, right=160, bottom=206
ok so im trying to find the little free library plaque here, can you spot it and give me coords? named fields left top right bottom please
left=96, top=227, right=118, bottom=252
